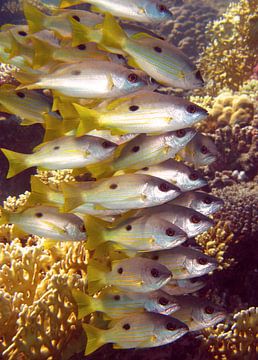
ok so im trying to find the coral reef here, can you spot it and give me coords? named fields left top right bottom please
left=198, top=0, right=258, bottom=95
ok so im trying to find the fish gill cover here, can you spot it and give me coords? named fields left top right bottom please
left=0, top=0, right=257, bottom=360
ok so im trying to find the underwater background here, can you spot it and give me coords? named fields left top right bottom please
left=0, top=0, right=257, bottom=359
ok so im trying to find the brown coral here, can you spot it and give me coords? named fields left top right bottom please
left=199, top=0, right=258, bottom=95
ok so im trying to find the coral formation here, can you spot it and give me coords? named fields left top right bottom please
left=198, top=0, right=258, bottom=95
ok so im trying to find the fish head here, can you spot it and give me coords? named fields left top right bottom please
left=146, top=290, right=180, bottom=315
left=185, top=249, right=218, bottom=277
left=193, top=133, right=218, bottom=166
left=175, top=99, right=208, bottom=127
left=192, top=300, right=226, bottom=329
left=174, top=167, right=207, bottom=192
left=64, top=216, right=87, bottom=241
left=164, top=278, right=206, bottom=295
left=191, top=192, right=224, bottom=215
left=165, top=128, right=196, bottom=151
left=141, top=258, right=172, bottom=290
left=183, top=69, right=205, bottom=90
left=143, top=2, right=173, bottom=22
left=87, top=136, right=117, bottom=160
left=155, top=316, right=188, bottom=344
left=145, top=176, right=181, bottom=204
left=183, top=208, right=214, bottom=237
left=112, top=69, right=147, bottom=95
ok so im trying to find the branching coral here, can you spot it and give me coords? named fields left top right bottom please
left=199, top=0, right=258, bottom=95
left=199, top=307, right=258, bottom=360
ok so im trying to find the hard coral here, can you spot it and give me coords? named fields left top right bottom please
left=199, top=0, right=258, bottom=95
left=200, top=307, right=258, bottom=360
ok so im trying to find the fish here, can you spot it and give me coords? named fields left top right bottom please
left=23, top=1, right=103, bottom=39
left=61, top=174, right=181, bottom=212
left=0, top=205, right=86, bottom=241
left=85, top=214, right=187, bottom=251
left=162, top=278, right=206, bottom=296
left=72, top=287, right=180, bottom=319
left=91, top=129, right=196, bottom=177
left=74, top=90, right=208, bottom=135
left=1, top=135, right=117, bottom=178
left=136, top=204, right=214, bottom=238
left=141, top=246, right=218, bottom=279
left=177, top=133, right=218, bottom=167
left=87, top=257, right=172, bottom=294
left=60, top=0, right=173, bottom=23
left=83, top=312, right=188, bottom=354
left=136, top=159, right=207, bottom=192
left=172, top=296, right=226, bottom=331
left=15, top=60, right=148, bottom=98
left=0, top=84, right=53, bottom=125
left=171, top=191, right=224, bottom=215
left=72, top=13, right=204, bottom=89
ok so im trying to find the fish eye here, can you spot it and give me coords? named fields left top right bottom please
left=203, top=196, right=213, bottom=204
left=158, top=182, right=171, bottom=192
left=102, top=141, right=113, bottom=149
left=109, top=183, right=118, bottom=189
left=125, top=225, right=132, bottom=231
left=127, top=73, right=138, bottom=83
left=131, top=145, right=140, bottom=152
left=186, top=104, right=197, bottom=114
left=18, top=30, right=27, bottom=37
left=154, top=46, right=162, bottom=53
left=166, top=322, right=176, bottom=331
left=122, top=323, right=130, bottom=330
left=198, top=257, right=208, bottom=265
left=176, top=129, right=186, bottom=138
left=152, top=255, right=159, bottom=260
left=205, top=306, right=215, bottom=314
left=157, top=4, right=168, bottom=12
left=129, top=105, right=139, bottom=112
left=116, top=54, right=125, bottom=60
left=16, top=91, right=25, bottom=98
left=72, top=15, right=80, bottom=22
left=151, top=268, right=160, bottom=278
left=53, top=146, right=60, bottom=150
left=195, top=70, right=204, bottom=82
left=35, top=212, right=43, bottom=218
left=117, top=267, right=123, bottom=274
left=158, top=297, right=169, bottom=305
left=189, top=172, right=199, bottom=181
left=190, top=215, right=201, bottom=224
left=200, top=145, right=208, bottom=154
left=114, top=295, right=120, bottom=301
left=166, top=228, right=175, bottom=237
left=77, top=44, right=86, bottom=50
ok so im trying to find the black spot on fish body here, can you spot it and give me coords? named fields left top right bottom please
left=71, top=70, right=81, bottom=76
left=35, top=212, right=43, bottom=218
left=131, top=146, right=140, bottom=153
left=53, top=146, right=60, bottom=150
left=77, top=44, right=86, bottom=50
left=117, top=267, right=123, bottom=274
left=152, top=255, right=159, bottom=260
left=141, top=167, right=149, bottom=171
left=126, top=225, right=132, bottom=231
left=72, top=15, right=80, bottom=22
left=16, top=92, right=25, bottom=98
left=114, top=295, right=120, bottom=301
left=129, top=105, right=139, bottom=112
left=154, top=46, right=162, bottom=53
left=110, top=183, right=118, bottom=189
left=18, top=30, right=27, bottom=37
left=123, top=323, right=130, bottom=330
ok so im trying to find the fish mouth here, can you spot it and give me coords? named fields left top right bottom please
left=212, top=312, right=227, bottom=325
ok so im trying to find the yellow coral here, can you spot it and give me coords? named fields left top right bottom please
left=196, top=221, right=234, bottom=270
left=199, top=0, right=258, bottom=95
left=201, top=307, right=258, bottom=359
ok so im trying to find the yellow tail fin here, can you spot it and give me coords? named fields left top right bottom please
left=70, top=17, right=99, bottom=47
left=32, top=37, right=55, bottom=69
left=1, top=148, right=31, bottom=178
left=73, top=103, right=100, bottom=136
left=14, top=70, right=40, bottom=88
left=82, top=323, right=107, bottom=355
left=87, top=260, right=109, bottom=295
left=23, top=1, right=47, bottom=33
left=102, top=13, right=127, bottom=51
left=0, top=207, right=10, bottom=225
left=61, top=182, right=85, bottom=212
left=28, top=176, right=64, bottom=207
left=59, top=0, right=82, bottom=8
left=72, top=289, right=96, bottom=319
left=85, top=216, right=107, bottom=250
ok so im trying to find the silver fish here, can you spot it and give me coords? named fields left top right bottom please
left=162, top=278, right=206, bottom=296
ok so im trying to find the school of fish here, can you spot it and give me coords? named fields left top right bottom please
left=0, top=0, right=226, bottom=355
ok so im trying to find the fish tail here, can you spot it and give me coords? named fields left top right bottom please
left=102, top=13, right=126, bottom=51
left=8, top=35, right=24, bottom=60
left=73, top=103, right=100, bottom=135
left=0, top=207, right=10, bottom=225
left=14, top=71, right=40, bottom=89
left=82, top=323, right=107, bottom=355
left=61, top=182, right=84, bottom=212
left=70, top=17, right=98, bottom=47
left=72, top=289, right=96, bottom=319
left=28, top=176, right=61, bottom=207
left=23, top=1, right=47, bottom=34
left=87, top=260, right=108, bottom=294
left=59, top=0, right=82, bottom=8
left=32, top=38, right=54, bottom=69
left=42, top=113, right=65, bottom=142
left=86, top=158, right=114, bottom=179
left=1, top=148, right=31, bottom=178
left=85, top=216, right=107, bottom=250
